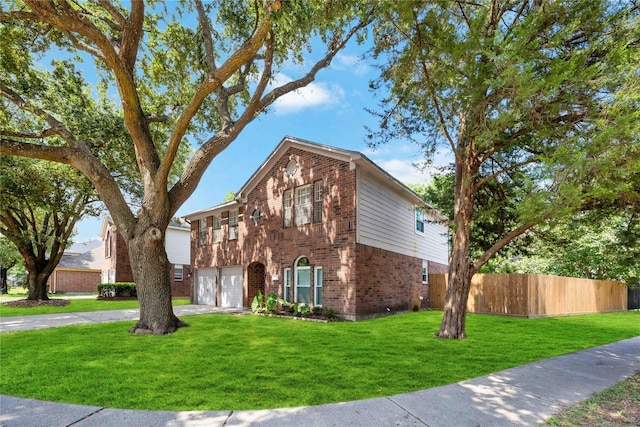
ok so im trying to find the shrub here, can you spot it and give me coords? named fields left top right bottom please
left=252, top=290, right=265, bottom=313
left=97, top=282, right=137, bottom=298
left=265, top=293, right=278, bottom=313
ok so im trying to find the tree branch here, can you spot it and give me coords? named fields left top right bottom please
left=474, top=157, right=539, bottom=191
left=0, top=129, right=62, bottom=140
left=97, top=0, right=126, bottom=29
left=0, top=83, right=78, bottom=145
left=157, top=7, right=275, bottom=188
left=0, top=138, right=77, bottom=164
left=23, top=0, right=157, bottom=176
left=411, top=9, right=459, bottom=162
left=169, top=11, right=373, bottom=212
left=471, top=220, right=539, bottom=274
left=119, top=0, right=144, bottom=73
left=195, top=0, right=217, bottom=73
left=0, top=10, right=39, bottom=23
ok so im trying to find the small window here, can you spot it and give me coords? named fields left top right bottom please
left=213, top=214, right=222, bottom=243
left=283, top=189, right=293, bottom=228
left=422, top=262, right=429, bottom=284
left=313, top=180, right=323, bottom=223
left=284, top=268, right=292, bottom=302
left=295, top=185, right=312, bottom=225
left=229, top=210, right=238, bottom=240
left=105, top=231, right=112, bottom=258
left=198, top=219, right=207, bottom=245
left=174, top=265, right=184, bottom=281
left=314, top=266, right=323, bottom=306
left=415, top=208, right=425, bottom=234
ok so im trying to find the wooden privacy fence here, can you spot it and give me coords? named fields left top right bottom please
left=429, top=274, right=628, bottom=317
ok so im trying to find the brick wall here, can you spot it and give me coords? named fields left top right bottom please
left=354, top=243, right=422, bottom=319
left=192, top=147, right=359, bottom=315
left=50, top=270, right=101, bottom=293
left=169, top=264, right=193, bottom=298
left=247, top=262, right=266, bottom=306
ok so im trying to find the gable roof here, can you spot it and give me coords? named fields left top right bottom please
left=56, top=241, right=102, bottom=270
left=65, top=238, right=102, bottom=255
left=185, top=136, right=446, bottom=221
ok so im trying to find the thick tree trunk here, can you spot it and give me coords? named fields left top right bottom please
left=436, top=134, right=477, bottom=339
left=126, top=224, right=188, bottom=335
left=26, top=271, right=50, bottom=300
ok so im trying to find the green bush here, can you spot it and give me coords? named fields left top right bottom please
left=97, top=282, right=137, bottom=298
left=251, top=290, right=264, bottom=313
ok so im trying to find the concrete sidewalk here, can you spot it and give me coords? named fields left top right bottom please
left=0, top=308, right=638, bottom=427
left=0, top=305, right=249, bottom=333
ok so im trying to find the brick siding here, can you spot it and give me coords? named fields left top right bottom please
left=50, top=270, right=101, bottom=293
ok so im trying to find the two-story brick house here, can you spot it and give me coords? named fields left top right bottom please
left=185, top=136, right=449, bottom=319
left=100, top=215, right=193, bottom=297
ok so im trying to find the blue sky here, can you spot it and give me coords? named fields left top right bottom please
left=74, top=39, right=446, bottom=242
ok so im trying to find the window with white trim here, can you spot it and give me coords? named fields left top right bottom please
left=314, top=266, right=323, bottom=306
left=105, top=231, right=112, bottom=258
left=295, top=185, right=312, bottom=225
left=198, top=219, right=207, bottom=245
left=422, top=261, right=429, bottom=284
left=415, top=208, right=425, bottom=233
left=295, top=256, right=311, bottom=304
left=284, top=268, right=292, bottom=302
left=313, top=180, right=323, bottom=223
left=174, top=265, right=184, bottom=281
left=213, top=214, right=222, bottom=243
left=228, top=209, right=238, bottom=240
left=283, top=189, right=293, bottom=228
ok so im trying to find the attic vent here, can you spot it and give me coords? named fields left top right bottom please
left=285, top=159, right=298, bottom=178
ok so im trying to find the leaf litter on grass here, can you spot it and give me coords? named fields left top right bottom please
left=543, top=372, right=640, bottom=426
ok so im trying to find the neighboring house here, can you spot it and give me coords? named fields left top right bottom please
left=49, top=239, right=102, bottom=293
left=100, top=216, right=192, bottom=297
left=185, top=136, right=449, bottom=320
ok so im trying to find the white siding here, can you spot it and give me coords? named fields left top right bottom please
left=357, top=170, right=449, bottom=264
left=165, top=227, right=191, bottom=265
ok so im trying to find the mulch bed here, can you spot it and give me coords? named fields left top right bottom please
left=256, top=310, right=344, bottom=322
left=2, top=299, right=70, bottom=308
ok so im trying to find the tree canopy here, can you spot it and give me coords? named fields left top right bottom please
left=0, top=0, right=374, bottom=333
left=0, top=156, right=99, bottom=299
left=369, top=0, right=639, bottom=338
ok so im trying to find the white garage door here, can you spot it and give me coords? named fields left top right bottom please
left=220, top=267, right=243, bottom=308
left=195, top=268, right=216, bottom=305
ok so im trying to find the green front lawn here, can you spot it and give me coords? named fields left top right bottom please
left=1, top=311, right=638, bottom=411
left=0, top=298, right=191, bottom=317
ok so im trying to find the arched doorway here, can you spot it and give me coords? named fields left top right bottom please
left=247, top=262, right=266, bottom=306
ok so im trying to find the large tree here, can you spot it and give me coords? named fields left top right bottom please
left=0, top=235, right=21, bottom=294
left=0, top=156, right=99, bottom=300
left=0, top=1, right=373, bottom=334
left=369, top=0, right=639, bottom=338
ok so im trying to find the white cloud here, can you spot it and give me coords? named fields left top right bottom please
left=375, top=158, right=432, bottom=185
left=271, top=73, right=344, bottom=115
left=362, top=143, right=415, bottom=157
left=332, top=53, right=370, bottom=76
